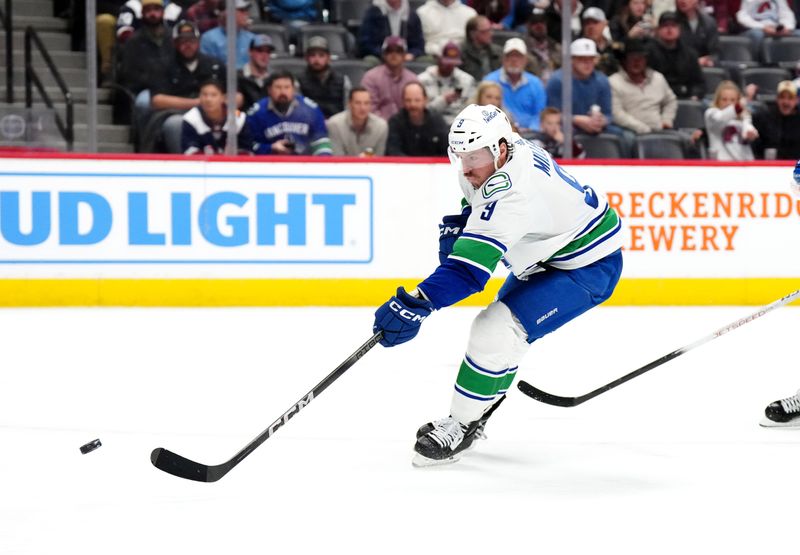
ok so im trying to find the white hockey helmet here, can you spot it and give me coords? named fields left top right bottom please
left=448, top=104, right=514, bottom=168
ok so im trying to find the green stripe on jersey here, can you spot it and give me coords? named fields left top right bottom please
left=549, top=208, right=619, bottom=260
left=456, top=359, right=517, bottom=397
left=450, top=237, right=504, bottom=273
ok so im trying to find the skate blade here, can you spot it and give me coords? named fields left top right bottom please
left=760, top=417, right=800, bottom=428
left=411, top=452, right=462, bottom=467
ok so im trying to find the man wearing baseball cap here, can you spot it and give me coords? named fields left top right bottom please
left=116, top=0, right=179, bottom=131
left=524, top=9, right=562, bottom=82
left=609, top=38, right=677, bottom=135
left=115, top=0, right=184, bottom=44
left=483, top=37, right=546, bottom=132
left=199, top=0, right=256, bottom=69
left=580, top=6, right=618, bottom=75
left=361, top=36, right=420, bottom=120
left=647, top=11, right=705, bottom=99
left=546, top=38, right=624, bottom=141
left=147, top=19, right=227, bottom=152
left=298, top=36, right=352, bottom=119
left=237, top=34, right=274, bottom=109
left=418, top=41, right=475, bottom=124
left=752, top=80, right=800, bottom=159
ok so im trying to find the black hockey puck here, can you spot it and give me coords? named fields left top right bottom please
left=80, top=439, right=102, bottom=455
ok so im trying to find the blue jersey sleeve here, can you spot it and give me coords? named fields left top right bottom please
left=308, top=103, right=332, bottom=156
left=246, top=101, right=273, bottom=155
left=416, top=258, right=491, bottom=310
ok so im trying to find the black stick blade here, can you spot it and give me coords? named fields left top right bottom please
left=517, top=380, right=580, bottom=407
left=151, top=447, right=217, bottom=482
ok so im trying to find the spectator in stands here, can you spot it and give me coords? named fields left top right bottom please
left=580, top=7, right=619, bottom=76
left=71, top=0, right=122, bottom=56
left=527, top=107, right=585, bottom=158
left=753, top=80, right=800, bottom=159
left=736, top=0, right=800, bottom=56
left=186, top=0, right=221, bottom=33
left=296, top=37, right=352, bottom=119
left=181, top=79, right=254, bottom=154
left=524, top=9, right=562, bottom=83
left=386, top=82, right=450, bottom=156
left=327, top=87, right=389, bottom=156
left=609, top=38, right=677, bottom=134
left=417, top=0, right=478, bottom=57
left=467, top=0, right=511, bottom=28
left=468, top=80, right=504, bottom=108
left=247, top=70, right=333, bottom=155
left=361, top=37, right=420, bottom=120
left=116, top=0, right=175, bottom=129
left=706, top=0, right=741, bottom=33
left=546, top=38, right=617, bottom=137
left=116, top=0, right=183, bottom=44
left=542, top=0, right=583, bottom=42
left=146, top=20, right=226, bottom=152
left=676, top=0, right=719, bottom=67
left=199, top=0, right=256, bottom=69
left=264, top=0, right=317, bottom=26
left=237, top=34, right=274, bottom=110
left=609, top=0, right=656, bottom=42
left=647, top=11, right=705, bottom=100
left=484, top=38, right=547, bottom=132
left=358, top=0, right=426, bottom=62
left=460, top=16, right=503, bottom=82
left=704, top=80, right=758, bottom=160
left=93, top=1, right=128, bottom=84
left=503, top=0, right=546, bottom=31
left=418, top=42, right=476, bottom=124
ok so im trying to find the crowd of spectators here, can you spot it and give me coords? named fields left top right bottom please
left=90, top=0, right=800, bottom=159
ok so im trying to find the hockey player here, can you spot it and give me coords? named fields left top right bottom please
left=372, top=104, right=624, bottom=466
left=761, top=390, right=800, bottom=427
left=762, top=162, right=800, bottom=429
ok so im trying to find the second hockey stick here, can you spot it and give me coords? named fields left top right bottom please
left=150, top=332, right=382, bottom=482
left=517, top=289, right=800, bottom=408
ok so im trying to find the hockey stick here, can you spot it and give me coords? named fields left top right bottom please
left=517, top=289, right=800, bottom=408
left=150, top=332, right=383, bottom=482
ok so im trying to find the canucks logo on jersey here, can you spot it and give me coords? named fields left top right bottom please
left=482, top=172, right=512, bottom=199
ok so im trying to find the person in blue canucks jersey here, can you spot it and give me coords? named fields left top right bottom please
left=372, top=104, right=624, bottom=467
left=246, top=70, right=332, bottom=156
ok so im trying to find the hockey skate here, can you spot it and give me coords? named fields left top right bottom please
left=760, top=389, right=800, bottom=428
left=416, top=394, right=506, bottom=441
left=412, top=395, right=506, bottom=467
left=412, top=417, right=480, bottom=467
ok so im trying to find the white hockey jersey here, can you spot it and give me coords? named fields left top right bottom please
left=419, top=133, right=622, bottom=309
left=418, top=134, right=622, bottom=309
left=452, top=134, right=623, bottom=278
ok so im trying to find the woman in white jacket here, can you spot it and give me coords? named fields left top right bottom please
left=704, top=80, right=758, bottom=161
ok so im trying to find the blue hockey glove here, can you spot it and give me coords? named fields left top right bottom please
left=438, top=207, right=471, bottom=265
left=373, top=287, right=433, bottom=347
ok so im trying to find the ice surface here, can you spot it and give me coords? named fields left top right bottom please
left=1, top=305, right=798, bottom=554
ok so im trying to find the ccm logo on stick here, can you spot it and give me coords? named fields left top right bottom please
left=268, top=392, right=315, bottom=436
left=390, top=301, right=427, bottom=322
